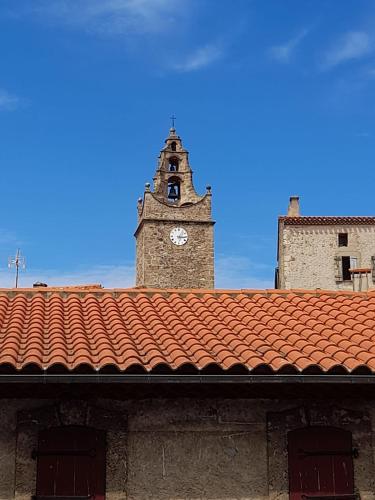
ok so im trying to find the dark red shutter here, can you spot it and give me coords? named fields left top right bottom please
left=288, top=426, right=355, bottom=500
left=35, top=426, right=106, bottom=500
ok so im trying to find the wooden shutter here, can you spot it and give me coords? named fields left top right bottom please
left=350, top=257, right=358, bottom=270
left=288, top=426, right=355, bottom=500
left=372, top=256, right=375, bottom=281
left=334, top=256, right=343, bottom=281
left=35, top=426, right=106, bottom=500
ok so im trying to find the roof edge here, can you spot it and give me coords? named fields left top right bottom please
left=279, top=216, right=375, bottom=226
left=0, top=374, right=374, bottom=384
left=0, top=287, right=375, bottom=298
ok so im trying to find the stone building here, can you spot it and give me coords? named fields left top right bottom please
left=135, top=127, right=214, bottom=289
left=276, top=196, right=375, bottom=291
left=1, top=129, right=375, bottom=499
left=1, top=286, right=375, bottom=500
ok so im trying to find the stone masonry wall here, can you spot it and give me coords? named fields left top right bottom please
left=135, top=192, right=214, bottom=289
left=136, top=220, right=214, bottom=288
left=140, top=192, right=212, bottom=222
left=279, top=224, right=375, bottom=290
left=1, top=396, right=375, bottom=499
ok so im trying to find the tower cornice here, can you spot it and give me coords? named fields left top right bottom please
left=134, top=217, right=215, bottom=238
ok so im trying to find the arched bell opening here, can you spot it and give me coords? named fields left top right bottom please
left=171, top=141, right=177, bottom=152
left=167, top=177, right=180, bottom=202
left=168, top=157, right=179, bottom=172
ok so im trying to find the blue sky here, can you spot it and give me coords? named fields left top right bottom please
left=0, top=0, right=374, bottom=288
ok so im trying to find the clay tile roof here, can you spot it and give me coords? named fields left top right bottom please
left=1, top=287, right=375, bottom=374
left=279, top=216, right=375, bottom=225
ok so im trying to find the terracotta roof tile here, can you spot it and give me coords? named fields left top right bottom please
left=0, top=287, right=375, bottom=373
left=280, top=216, right=375, bottom=225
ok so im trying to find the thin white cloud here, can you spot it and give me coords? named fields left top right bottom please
left=173, top=43, right=223, bottom=72
left=321, top=31, right=372, bottom=70
left=0, top=89, right=19, bottom=111
left=21, top=0, right=188, bottom=36
left=269, top=28, right=309, bottom=64
left=9, top=1, right=224, bottom=73
left=0, top=264, right=135, bottom=289
left=0, top=257, right=274, bottom=290
left=0, top=229, right=20, bottom=244
left=216, top=255, right=273, bottom=290
left=355, top=132, right=371, bottom=138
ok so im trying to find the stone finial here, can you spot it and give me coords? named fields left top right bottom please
left=206, top=185, right=212, bottom=194
left=287, top=196, right=300, bottom=217
left=137, top=197, right=143, bottom=217
left=145, top=182, right=151, bottom=192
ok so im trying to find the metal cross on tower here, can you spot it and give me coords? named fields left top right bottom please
left=8, top=249, right=26, bottom=288
left=170, top=115, right=176, bottom=128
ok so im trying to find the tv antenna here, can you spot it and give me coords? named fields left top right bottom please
left=8, top=249, right=26, bottom=288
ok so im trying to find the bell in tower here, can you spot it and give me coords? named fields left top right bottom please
left=135, top=125, right=215, bottom=289
left=167, top=180, right=179, bottom=201
left=151, top=126, right=205, bottom=207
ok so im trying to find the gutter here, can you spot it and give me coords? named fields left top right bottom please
left=0, top=374, right=374, bottom=384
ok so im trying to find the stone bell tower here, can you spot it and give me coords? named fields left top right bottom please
left=135, top=127, right=214, bottom=289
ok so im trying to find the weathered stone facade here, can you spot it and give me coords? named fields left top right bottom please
left=2, top=392, right=375, bottom=499
left=135, top=128, right=214, bottom=289
left=277, top=197, right=375, bottom=290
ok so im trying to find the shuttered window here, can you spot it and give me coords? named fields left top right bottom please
left=288, top=426, right=356, bottom=500
left=335, top=256, right=358, bottom=282
left=34, top=426, right=106, bottom=500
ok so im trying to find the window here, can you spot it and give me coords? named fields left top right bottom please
left=171, top=141, right=177, bottom=151
left=288, top=426, right=355, bottom=500
left=335, top=256, right=358, bottom=281
left=338, top=233, right=348, bottom=247
left=342, top=256, right=351, bottom=280
left=35, top=426, right=106, bottom=500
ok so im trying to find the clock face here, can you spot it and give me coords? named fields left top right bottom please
left=170, top=227, right=188, bottom=246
